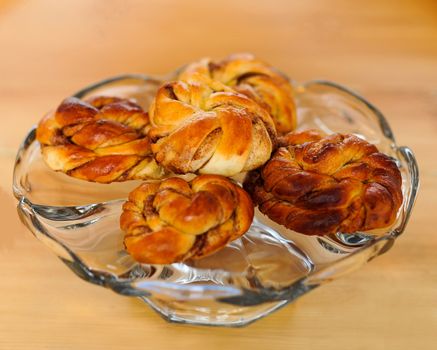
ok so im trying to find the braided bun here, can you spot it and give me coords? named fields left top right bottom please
left=179, top=53, right=296, bottom=134
left=244, top=130, right=403, bottom=236
left=37, top=96, right=165, bottom=183
left=120, top=175, right=254, bottom=264
left=149, top=74, right=276, bottom=176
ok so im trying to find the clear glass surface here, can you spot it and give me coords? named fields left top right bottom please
left=13, top=74, right=419, bottom=327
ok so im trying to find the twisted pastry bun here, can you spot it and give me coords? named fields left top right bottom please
left=149, top=73, right=276, bottom=176
left=178, top=53, right=296, bottom=134
left=244, top=130, right=403, bottom=236
left=37, top=96, right=165, bottom=183
left=120, top=175, right=254, bottom=264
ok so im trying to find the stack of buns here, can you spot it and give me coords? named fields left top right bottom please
left=36, top=54, right=403, bottom=264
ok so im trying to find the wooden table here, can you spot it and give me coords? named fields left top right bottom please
left=1, top=1, right=436, bottom=349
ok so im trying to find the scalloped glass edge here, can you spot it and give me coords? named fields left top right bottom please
left=12, top=74, right=420, bottom=327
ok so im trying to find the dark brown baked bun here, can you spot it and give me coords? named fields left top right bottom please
left=36, top=96, right=165, bottom=183
left=120, top=175, right=254, bottom=264
left=148, top=74, right=276, bottom=176
left=244, top=130, right=403, bottom=236
left=178, top=53, right=296, bottom=134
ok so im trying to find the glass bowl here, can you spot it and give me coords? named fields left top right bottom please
left=13, top=74, right=419, bottom=327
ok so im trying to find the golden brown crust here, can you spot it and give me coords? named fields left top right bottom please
left=120, top=175, right=254, bottom=264
left=149, top=74, right=276, bottom=176
left=36, top=96, right=166, bottom=183
left=178, top=53, right=297, bottom=134
left=244, top=130, right=403, bottom=236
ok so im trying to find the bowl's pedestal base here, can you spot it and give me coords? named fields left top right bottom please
left=141, top=297, right=290, bottom=327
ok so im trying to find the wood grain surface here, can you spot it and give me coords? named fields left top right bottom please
left=1, top=1, right=436, bottom=349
